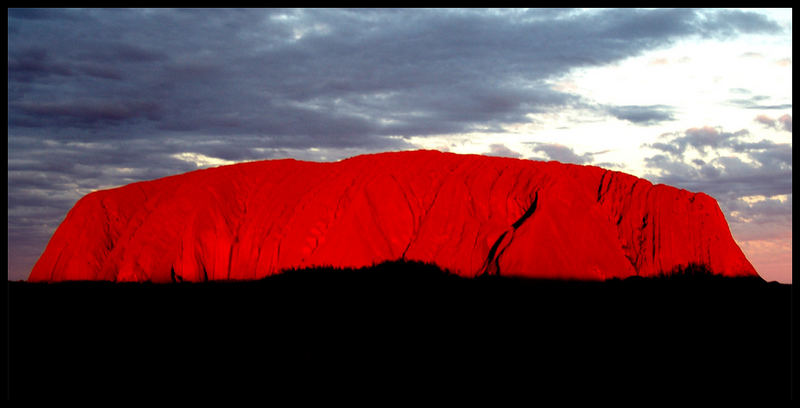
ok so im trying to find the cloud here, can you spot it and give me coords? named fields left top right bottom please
left=724, top=193, right=792, bottom=283
left=683, top=126, right=748, bottom=153
left=605, top=104, right=675, bottom=126
left=7, top=47, right=75, bottom=81
left=754, top=114, right=777, bottom=127
left=727, top=95, right=792, bottom=110
left=484, top=144, right=522, bottom=158
left=778, top=114, right=792, bottom=132
left=729, top=87, right=752, bottom=95
left=642, top=125, right=792, bottom=245
left=7, top=8, right=81, bottom=21
left=7, top=8, right=785, bottom=280
left=8, top=8, right=783, bottom=141
left=754, top=114, right=792, bottom=132
left=725, top=195, right=792, bottom=224
left=645, top=126, right=749, bottom=157
left=525, top=143, right=621, bottom=169
left=526, top=142, right=594, bottom=164
left=740, top=51, right=764, bottom=58
left=697, top=9, right=783, bottom=36
left=12, top=99, right=163, bottom=128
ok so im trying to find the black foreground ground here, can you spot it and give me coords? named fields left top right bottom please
left=8, top=261, right=793, bottom=398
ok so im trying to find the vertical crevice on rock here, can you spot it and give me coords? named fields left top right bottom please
left=512, top=191, right=538, bottom=229
left=597, top=171, right=607, bottom=202
left=481, top=231, right=508, bottom=276
left=170, top=265, right=184, bottom=283
left=596, top=170, right=615, bottom=203
left=95, top=197, right=117, bottom=279
left=481, top=191, right=540, bottom=276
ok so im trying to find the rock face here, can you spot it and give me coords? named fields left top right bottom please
left=29, top=150, right=758, bottom=282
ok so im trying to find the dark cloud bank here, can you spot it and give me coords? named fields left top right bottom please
left=7, top=8, right=784, bottom=280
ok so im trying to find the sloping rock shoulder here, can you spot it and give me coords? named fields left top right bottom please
left=29, top=150, right=758, bottom=282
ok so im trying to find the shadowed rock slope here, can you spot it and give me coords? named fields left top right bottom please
left=29, top=150, right=758, bottom=282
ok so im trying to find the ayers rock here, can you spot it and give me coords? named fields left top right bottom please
left=29, top=150, right=758, bottom=282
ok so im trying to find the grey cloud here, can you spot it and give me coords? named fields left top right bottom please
left=76, top=62, right=125, bottom=80
left=606, top=105, right=675, bottom=125
left=7, top=8, right=80, bottom=21
left=752, top=104, right=792, bottom=110
left=644, top=154, right=700, bottom=182
left=647, top=153, right=791, bottom=200
left=779, top=114, right=792, bottom=132
left=744, top=142, right=792, bottom=169
left=728, top=95, right=792, bottom=110
left=698, top=9, right=783, bottom=36
left=683, top=127, right=748, bottom=153
left=484, top=144, right=522, bottom=158
left=725, top=195, right=792, bottom=223
left=753, top=114, right=792, bottom=133
left=649, top=141, right=686, bottom=156
left=526, top=142, right=594, bottom=164
left=698, top=163, right=722, bottom=178
left=645, top=126, right=748, bottom=157
left=720, top=193, right=792, bottom=248
left=7, top=47, right=75, bottom=81
left=9, top=8, right=782, bottom=140
left=643, top=125, right=792, bottom=233
left=12, top=99, right=163, bottom=128
left=755, top=114, right=777, bottom=127
left=87, top=42, right=168, bottom=64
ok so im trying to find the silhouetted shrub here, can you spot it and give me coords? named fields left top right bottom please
left=655, top=262, right=721, bottom=280
left=269, top=259, right=456, bottom=282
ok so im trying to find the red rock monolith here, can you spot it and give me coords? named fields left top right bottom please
left=29, top=150, right=758, bottom=282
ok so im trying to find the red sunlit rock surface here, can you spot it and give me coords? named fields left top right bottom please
left=29, top=150, right=758, bottom=282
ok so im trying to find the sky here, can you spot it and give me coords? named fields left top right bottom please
left=7, top=8, right=792, bottom=283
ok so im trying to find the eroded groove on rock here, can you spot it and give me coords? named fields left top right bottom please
left=511, top=191, right=539, bottom=229
left=481, top=231, right=509, bottom=276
